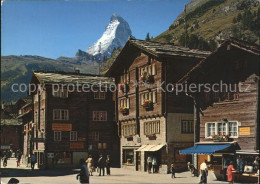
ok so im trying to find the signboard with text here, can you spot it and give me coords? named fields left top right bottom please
left=52, top=123, right=72, bottom=131
left=239, top=127, right=250, bottom=136
left=70, top=142, right=85, bottom=149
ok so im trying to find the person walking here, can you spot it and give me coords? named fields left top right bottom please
left=77, top=158, right=89, bottom=184
left=152, top=156, right=157, bottom=173
left=170, top=164, right=176, bottom=178
left=98, top=154, right=105, bottom=176
left=86, top=155, right=94, bottom=176
left=16, top=152, right=22, bottom=167
left=3, top=155, right=8, bottom=167
left=31, top=154, right=36, bottom=170
left=199, top=160, right=208, bottom=184
left=147, top=155, right=152, bottom=174
left=106, top=155, right=111, bottom=175
left=227, top=161, right=235, bottom=184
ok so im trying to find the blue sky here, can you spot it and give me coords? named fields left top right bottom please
left=1, top=0, right=189, bottom=59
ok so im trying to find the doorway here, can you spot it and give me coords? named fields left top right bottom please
left=136, top=151, right=141, bottom=171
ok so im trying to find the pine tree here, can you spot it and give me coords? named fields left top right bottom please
left=145, top=33, right=150, bottom=41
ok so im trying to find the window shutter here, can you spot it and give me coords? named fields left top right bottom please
left=127, top=98, right=130, bottom=108
left=127, top=72, right=130, bottom=83
left=149, top=92, right=152, bottom=101
left=148, top=65, right=152, bottom=75
left=152, top=64, right=157, bottom=75
left=152, top=91, right=157, bottom=103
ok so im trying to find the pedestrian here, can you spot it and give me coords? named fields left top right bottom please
left=86, top=155, right=94, bottom=176
left=31, top=153, right=36, bottom=170
left=170, top=163, right=176, bottom=178
left=3, top=155, right=8, bottom=167
left=98, top=154, right=105, bottom=176
left=199, top=160, right=208, bottom=184
left=152, top=156, right=157, bottom=173
left=16, top=152, right=22, bottom=167
left=77, top=158, right=89, bottom=184
left=106, top=155, right=111, bottom=175
left=147, top=155, right=152, bottom=174
left=227, top=161, right=235, bottom=184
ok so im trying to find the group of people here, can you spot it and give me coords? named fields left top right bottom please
left=199, top=159, right=236, bottom=184
left=77, top=154, right=111, bottom=184
left=147, top=155, right=157, bottom=173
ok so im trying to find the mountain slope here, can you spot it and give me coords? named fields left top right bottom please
left=87, top=14, right=132, bottom=57
left=154, top=0, right=260, bottom=45
left=1, top=55, right=99, bottom=102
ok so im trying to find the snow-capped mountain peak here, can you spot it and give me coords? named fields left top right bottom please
left=86, top=14, right=132, bottom=57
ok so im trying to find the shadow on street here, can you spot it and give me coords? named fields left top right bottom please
left=0, top=168, right=79, bottom=178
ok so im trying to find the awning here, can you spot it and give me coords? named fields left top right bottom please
left=236, top=150, right=259, bottom=155
left=179, top=144, right=232, bottom=155
left=136, top=144, right=165, bottom=152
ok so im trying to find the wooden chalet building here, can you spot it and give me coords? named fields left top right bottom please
left=29, top=71, right=119, bottom=168
left=106, top=38, right=210, bottom=173
left=1, top=103, right=23, bottom=152
left=178, top=38, right=260, bottom=182
left=16, top=97, right=33, bottom=164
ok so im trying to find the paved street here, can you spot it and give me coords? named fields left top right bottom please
left=1, top=158, right=228, bottom=184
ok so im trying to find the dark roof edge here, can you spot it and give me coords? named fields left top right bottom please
left=177, top=38, right=260, bottom=84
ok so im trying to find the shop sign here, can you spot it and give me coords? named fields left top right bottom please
left=239, top=127, right=250, bottom=136
left=1, top=145, right=10, bottom=150
left=70, top=142, right=84, bottom=149
left=78, top=137, right=86, bottom=141
left=52, top=123, right=72, bottom=131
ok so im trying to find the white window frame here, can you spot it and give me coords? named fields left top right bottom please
left=181, top=120, right=194, bottom=134
left=140, top=90, right=157, bottom=105
left=93, top=111, right=107, bottom=121
left=144, top=121, right=160, bottom=135
left=120, top=98, right=130, bottom=108
left=205, top=121, right=238, bottom=138
left=52, top=89, right=68, bottom=98
left=70, top=131, right=77, bottom=141
left=54, top=131, right=61, bottom=141
left=122, top=123, right=137, bottom=137
left=94, top=92, right=106, bottom=99
left=53, top=109, right=69, bottom=120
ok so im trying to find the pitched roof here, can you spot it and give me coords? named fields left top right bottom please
left=106, top=38, right=211, bottom=77
left=178, top=38, right=260, bottom=83
left=32, top=71, right=115, bottom=86
left=129, top=39, right=211, bottom=58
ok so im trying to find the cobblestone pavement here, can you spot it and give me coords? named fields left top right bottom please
left=1, top=158, right=231, bottom=184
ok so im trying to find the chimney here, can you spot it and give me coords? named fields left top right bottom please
left=1, top=101, right=4, bottom=110
left=74, top=67, right=80, bottom=74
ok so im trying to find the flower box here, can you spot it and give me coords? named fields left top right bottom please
left=141, top=74, right=154, bottom=84
left=119, top=83, right=129, bottom=93
left=212, top=135, right=230, bottom=142
left=120, top=107, right=129, bottom=115
left=142, top=100, right=153, bottom=110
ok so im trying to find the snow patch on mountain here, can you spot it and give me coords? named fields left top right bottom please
left=86, top=14, right=132, bottom=57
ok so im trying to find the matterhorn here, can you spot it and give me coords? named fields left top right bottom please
left=86, top=14, right=132, bottom=57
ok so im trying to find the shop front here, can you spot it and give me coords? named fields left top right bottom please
left=180, top=142, right=239, bottom=180
left=121, top=147, right=139, bottom=171
left=135, top=144, right=165, bottom=173
left=233, top=150, right=259, bottom=183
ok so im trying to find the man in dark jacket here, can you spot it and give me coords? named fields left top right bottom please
left=77, top=158, right=89, bottom=184
left=98, top=154, right=105, bottom=176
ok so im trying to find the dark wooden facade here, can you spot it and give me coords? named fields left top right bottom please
left=30, top=71, right=119, bottom=168
left=106, top=38, right=210, bottom=173
left=178, top=38, right=260, bottom=176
